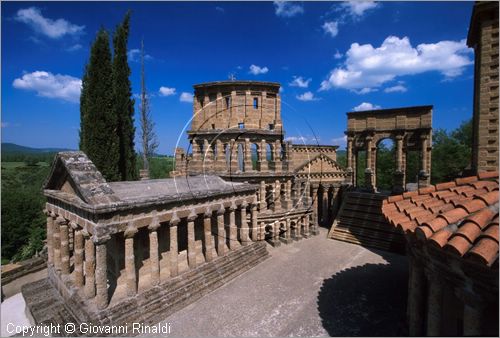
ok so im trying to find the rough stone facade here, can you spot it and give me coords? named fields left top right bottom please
left=468, top=1, right=499, bottom=174
left=172, top=80, right=348, bottom=230
left=345, top=105, right=433, bottom=193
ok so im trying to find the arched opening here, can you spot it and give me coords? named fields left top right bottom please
left=237, top=143, right=244, bottom=172
left=266, top=143, right=273, bottom=162
left=405, top=150, right=420, bottom=190
left=355, top=150, right=366, bottom=187
left=224, top=143, right=230, bottom=169
left=251, top=143, right=259, bottom=170
left=375, top=138, right=396, bottom=193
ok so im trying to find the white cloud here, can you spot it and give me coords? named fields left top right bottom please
left=289, top=76, right=311, bottom=88
left=322, top=21, right=339, bottom=38
left=15, top=7, right=84, bottom=39
left=12, top=71, right=81, bottom=103
left=334, top=50, right=343, bottom=59
left=296, top=91, right=319, bottom=101
left=352, top=102, right=381, bottom=112
left=285, top=135, right=319, bottom=143
left=66, top=44, right=82, bottom=52
left=331, top=135, right=347, bottom=147
left=384, top=84, right=407, bottom=93
left=320, top=36, right=473, bottom=92
left=249, top=64, right=269, bottom=75
left=341, top=1, right=379, bottom=17
left=128, top=48, right=153, bottom=63
left=215, top=6, right=225, bottom=13
left=180, top=92, right=193, bottom=103
left=159, top=86, right=176, bottom=96
left=273, top=1, right=304, bottom=18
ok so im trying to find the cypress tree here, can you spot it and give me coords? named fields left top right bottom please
left=113, top=11, right=138, bottom=181
left=79, top=28, right=120, bottom=181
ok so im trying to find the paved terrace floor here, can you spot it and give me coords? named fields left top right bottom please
left=146, top=227, right=409, bottom=337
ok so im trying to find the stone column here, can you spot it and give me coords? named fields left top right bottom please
left=59, top=217, right=70, bottom=275
left=84, top=233, right=95, bottom=299
left=149, top=219, right=160, bottom=286
left=274, top=140, right=282, bottom=173
left=251, top=203, right=258, bottom=241
left=426, top=273, right=443, bottom=336
left=229, top=139, right=239, bottom=173
left=284, top=179, right=292, bottom=210
left=215, top=139, right=226, bottom=172
left=53, top=217, right=62, bottom=272
left=408, top=263, right=425, bottom=336
left=260, top=140, right=268, bottom=171
left=274, top=180, right=281, bottom=211
left=272, top=221, right=281, bottom=247
left=74, top=228, right=84, bottom=287
left=203, top=139, right=213, bottom=172
left=393, top=135, right=405, bottom=194
left=312, top=185, right=319, bottom=228
left=228, top=204, right=239, bottom=250
left=244, top=138, right=253, bottom=171
left=294, top=218, right=303, bottom=240
left=239, top=202, right=250, bottom=246
left=203, top=210, right=214, bottom=262
left=259, top=181, right=267, bottom=211
left=216, top=206, right=226, bottom=256
left=419, top=135, right=430, bottom=187
left=187, top=212, right=197, bottom=269
left=169, top=216, right=180, bottom=277
left=45, top=211, right=55, bottom=266
left=321, top=185, right=329, bottom=224
left=283, top=218, right=292, bottom=244
left=365, top=136, right=374, bottom=190
left=346, top=136, right=354, bottom=185
left=124, top=225, right=137, bottom=296
left=304, top=215, right=310, bottom=237
left=95, top=241, right=108, bottom=310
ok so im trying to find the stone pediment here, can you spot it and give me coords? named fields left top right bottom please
left=44, top=151, right=119, bottom=205
left=294, top=153, right=346, bottom=174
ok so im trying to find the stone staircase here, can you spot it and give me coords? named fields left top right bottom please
left=328, top=191, right=406, bottom=254
left=23, top=241, right=269, bottom=336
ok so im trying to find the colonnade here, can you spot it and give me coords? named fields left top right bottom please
left=44, top=201, right=260, bottom=310
left=345, top=133, right=431, bottom=192
left=190, top=137, right=289, bottom=173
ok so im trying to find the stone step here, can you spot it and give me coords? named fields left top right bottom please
left=329, top=191, right=405, bottom=254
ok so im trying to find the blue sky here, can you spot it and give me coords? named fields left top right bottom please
left=2, top=1, right=475, bottom=154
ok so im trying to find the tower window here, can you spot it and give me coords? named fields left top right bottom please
left=269, top=124, right=275, bottom=130
left=253, top=98, right=259, bottom=109
left=225, top=96, right=231, bottom=108
left=238, top=123, right=245, bottom=129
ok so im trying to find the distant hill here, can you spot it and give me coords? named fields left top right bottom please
left=1, top=143, right=73, bottom=154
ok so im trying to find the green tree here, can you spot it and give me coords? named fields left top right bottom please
left=431, top=119, right=472, bottom=184
left=139, top=39, right=159, bottom=173
left=79, top=28, right=120, bottom=181
left=113, top=11, right=138, bottom=181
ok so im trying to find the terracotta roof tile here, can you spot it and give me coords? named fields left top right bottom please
left=439, top=208, right=469, bottom=225
left=466, top=237, right=499, bottom=266
left=382, top=173, right=499, bottom=268
left=455, top=176, right=479, bottom=186
left=445, top=236, right=472, bottom=256
left=435, top=181, right=456, bottom=190
left=478, top=171, right=500, bottom=180
left=455, top=199, right=487, bottom=214
left=476, top=191, right=499, bottom=206
left=429, top=228, right=453, bottom=247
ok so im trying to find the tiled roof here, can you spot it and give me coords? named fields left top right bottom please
left=382, top=172, right=499, bottom=267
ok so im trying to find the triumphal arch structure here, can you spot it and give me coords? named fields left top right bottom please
left=345, top=105, right=433, bottom=193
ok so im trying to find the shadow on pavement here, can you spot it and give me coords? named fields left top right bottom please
left=317, top=255, right=408, bottom=336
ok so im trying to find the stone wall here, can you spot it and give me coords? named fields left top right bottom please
left=191, top=81, right=282, bottom=132
left=289, top=145, right=338, bottom=170
left=468, top=2, right=499, bottom=173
